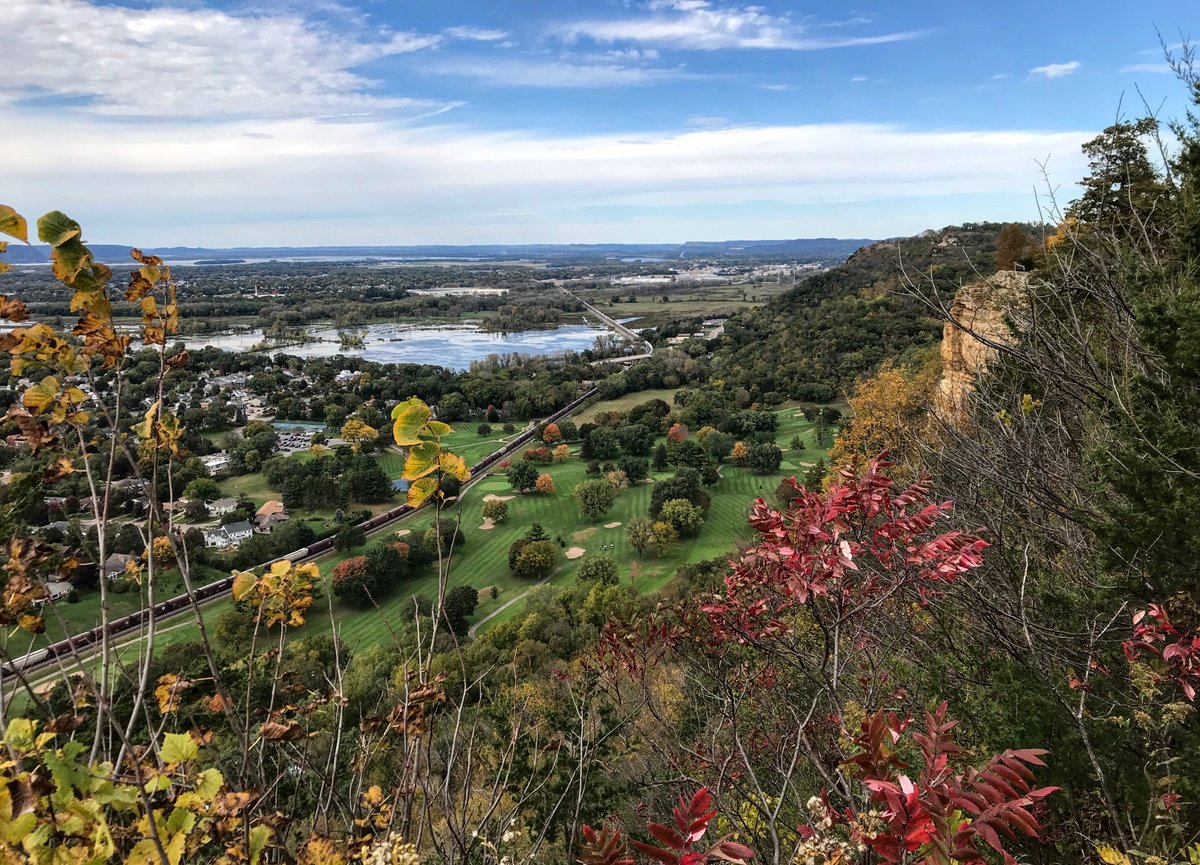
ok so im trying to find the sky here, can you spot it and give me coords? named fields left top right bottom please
left=2, top=0, right=1196, bottom=247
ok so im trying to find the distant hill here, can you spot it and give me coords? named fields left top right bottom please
left=0, top=238, right=874, bottom=265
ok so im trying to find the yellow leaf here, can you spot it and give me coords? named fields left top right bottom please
left=1094, top=843, right=1131, bottom=865
left=22, top=376, right=59, bottom=416
left=160, top=731, right=199, bottom=764
left=194, top=767, right=224, bottom=800
left=426, top=420, right=453, bottom=437
left=231, top=570, right=258, bottom=601
left=391, top=397, right=432, bottom=446
left=0, top=206, right=28, bottom=244
left=438, top=450, right=471, bottom=482
left=402, top=441, right=440, bottom=480
left=137, top=399, right=160, bottom=440
left=407, top=476, right=439, bottom=508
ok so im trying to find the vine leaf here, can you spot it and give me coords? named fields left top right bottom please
left=0, top=205, right=29, bottom=243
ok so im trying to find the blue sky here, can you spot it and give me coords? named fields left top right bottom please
left=2, top=0, right=1196, bottom=246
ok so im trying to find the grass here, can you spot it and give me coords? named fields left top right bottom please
left=291, top=397, right=827, bottom=650
left=577, top=282, right=794, bottom=328
left=15, top=392, right=831, bottom=668
left=573, top=389, right=679, bottom=424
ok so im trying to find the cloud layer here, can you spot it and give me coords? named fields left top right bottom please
left=3, top=113, right=1091, bottom=245
left=3, top=0, right=443, bottom=118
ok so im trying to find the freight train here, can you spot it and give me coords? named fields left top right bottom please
left=2, top=389, right=598, bottom=677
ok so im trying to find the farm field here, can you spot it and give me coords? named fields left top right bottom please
left=576, top=281, right=795, bottom=328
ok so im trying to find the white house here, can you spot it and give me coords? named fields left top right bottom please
left=208, top=497, right=238, bottom=515
left=203, top=521, right=254, bottom=548
left=201, top=452, right=232, bottom=473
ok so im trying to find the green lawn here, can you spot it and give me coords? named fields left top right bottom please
left=292, top=398, right=827, bottom=650
left=16, top=394, right=831, bottom=667
left=573, top=388, right=679, bottom=424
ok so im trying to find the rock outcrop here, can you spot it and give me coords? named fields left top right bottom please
left=933, top=271, right=1029, bottom=423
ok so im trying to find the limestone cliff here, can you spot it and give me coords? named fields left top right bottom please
left=933, top=270, right=1029, bottom=422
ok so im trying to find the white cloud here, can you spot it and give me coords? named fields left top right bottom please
left=444, top=26, right=510, bottom=42
left=850, top=76, right=868, bottom=83
left=1, top=0, right=445, bottom=118
left=1120, top=63, right=1173, bottom=75
left=1, top=112, right=1092, bottom=245
left=759, top=83, right=793, bottom=91
left=1028, top=60, right=1081, bottom=79
left=557, top=2, right=922, bottom=51
left=429, top=58, right=697, bottom=87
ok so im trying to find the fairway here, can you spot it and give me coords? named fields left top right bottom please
left=296, top=395, right=828, bottom=650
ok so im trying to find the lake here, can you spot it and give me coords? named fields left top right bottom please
left=179, top=321, right=612, bottom=370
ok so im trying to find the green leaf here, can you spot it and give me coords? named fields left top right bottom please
left=0, top=206, right=28, bottom=244
left=403, top=441, right=440, bottom=480
left=194, top=767, right=224, bottom=800
left=160, top=731, right=199, bottom=764
left=36, top=211, right=81, bottom=247
left=407, top=476, right=439, bottom=508
left=392, top=397, right=432, bottom=446
left=51, top=237, right=93, bottom=284
left=249, top=824, right=272, bottom=865
left=4, top=718, right=37, bottom=749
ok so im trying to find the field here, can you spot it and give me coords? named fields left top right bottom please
left=17, top=392, right=829, bottom=670
left=577, top=281, right=794, bottom=328
left=294, top=396, right=826, bottom=651
left=572, top=389, right=678, bottom=424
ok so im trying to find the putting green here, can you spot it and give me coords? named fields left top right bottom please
left=479, top=480, right=510, bottom=491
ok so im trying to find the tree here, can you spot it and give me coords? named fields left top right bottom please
left=994, top=222, right=1030, bottom=271
left=828, top=358, right=937, bottom=475
left=804, top=457, right=827, bottom=488
left=667, top=423, right=688, bottom=443
left=652, top=443, right=669, bottom=471
left=506, top=461, right=539, bottom=493
left=334, top=523, right=365, bottom=552
left=477, top=423, right=492, bottom=436
left=574, top=479, right=616, bottom=521
left=481, top=499, right=508, bottom=523
left=651, top=520, right=678, bottom=556
left=747, top=442, right=783, bottom=474
left=658, top=498, right=704, bottom=537
left=331, top=555, right=374, bottom=605
left=730, top=441, right=749, bottom=465
left=557, top=419, right=578, bottom=441
left=626, top=517, right=654, bottom=555
left=442, top=584, right=479, bottom=634
left=535, top=473, right=555, bottom=494
left=582, top=427, right=621, bottom=461
left=553, top=444, right=571, bottom=462
left=365, top=541, right=406, bottom=590
left=525, top=522, right=550, bottom=542
left=542, top=422, right=562, bottom=444
left=789, top=435, right=805, bottom=452
left=577, top=553, right=618, bottom=585
left=618, top=456, right=649, bottom=483
left=183, top=477, right=221, bottom=502
left=514, top=540, right=557, bottom=579
left=605, top=469, right=629, bottom=490
left=340, top=418, right=379, bottom=453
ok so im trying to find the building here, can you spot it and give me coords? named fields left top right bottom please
left=103, top=553, right=138, bottom=582
left=201, top=452, right=232, bottom=473
left=203, top=521, right=254, bottom=549
left=208, top=497, right=238, bottom=515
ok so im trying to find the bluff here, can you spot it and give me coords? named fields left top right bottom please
left=933, top=270, right=1029, bottom=422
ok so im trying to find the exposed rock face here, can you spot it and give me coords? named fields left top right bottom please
left=933, top=271, right=1029, bottom=423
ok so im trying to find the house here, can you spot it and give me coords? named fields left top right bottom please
left=203, top=521, right=254, bottom=549
left=208, top=497, right=238, bottom=516
left=201, top=452, right=232, bottom=473
left=103, top=553, right=138, bottom=582
left=33, top=581, right=74, bottom=606
left=255, top=512, right=290, bottom=533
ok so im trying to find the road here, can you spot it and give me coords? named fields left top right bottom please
left=556, top=285, right=655, bottom=366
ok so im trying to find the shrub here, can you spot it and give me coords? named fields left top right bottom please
left=481, top=499, right=509, bottom=522
left=477, top=423, right=492, bottom=436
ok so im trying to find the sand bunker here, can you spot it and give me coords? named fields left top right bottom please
left=603, top=521, right=622, bottom=529
left=394, top=529, right=412, bottom=537
left=482, top=493, right=516, bottom=502
left=479, top=518, right=495, bottom=530
left=564, top=547, right=586, bottom=560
